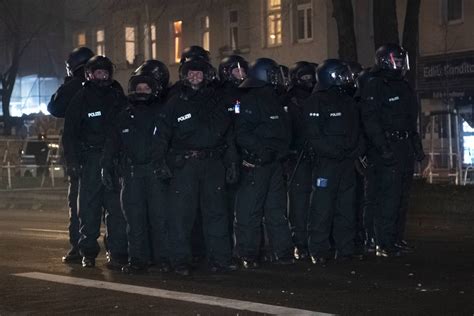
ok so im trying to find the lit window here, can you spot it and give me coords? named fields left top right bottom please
left=200, top=16, right=210, bottom=51
left=229, top=10, right=239, bottom=50
left=151, top=24, right=157, bottom=59
left=96, top=29, right=105, bottom=56
left=173, top=20, right=183, bottom=63
left=77, top=32, right=86, bottom=46
left=296, top=2, right=312, bottom=42
left=125, top=26, right=137, bottom=64
left=266, top=0, right=282, bottom=46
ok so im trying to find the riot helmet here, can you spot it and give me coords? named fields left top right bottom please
left=128, top=73, right=159, bottom=104
left=218, top=55, right=248, bottom=86
left=315, top=59, right=355, bottom=93
left=133, top=59, right=170, bottom=95
left=375, top=43, right=410, bottom=76
left=84, top=55, right=114, bottom=87
left=289, top=61, right=317, bottom=92
left=180, top=45, right=210, bottom=65
left=65, top=47, right=94, bottom=77
left=179, top=59, right=216, bottom=90
left=240, top=58, right=282, bottom=89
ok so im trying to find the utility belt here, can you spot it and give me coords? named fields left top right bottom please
left=241, top=148, right=277, bottom=167
left=385, top=130, right=412, bottom=142
left=170, top=145, right=226, bottom=160
left=121, top=161, right=154, bottom=178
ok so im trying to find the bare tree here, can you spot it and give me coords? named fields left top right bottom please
left=402, top=0, right=421, bottom=86
left=373, top=0, right=399, bottom=49
left=331, top=0, right=358, bottom=61
left=0, top=0, right=51, bottom=135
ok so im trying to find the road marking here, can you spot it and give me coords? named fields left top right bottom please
left=20, top=228, right=69, bottom=234
left=14, top=272, right=333, bottom=316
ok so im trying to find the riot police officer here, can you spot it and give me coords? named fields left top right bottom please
left=354, top=67, right=378, bottom=253
left=158, top=58, right=237, bottom=276
left=217, top=55, right=249, bottom=247
left=286, top=61, right=317, bottom=260
left=168, top=45, right=213, bottom=99
left=63, top=55, right=128, bottom=268
left=102, top=62, right=171, bottom=274
left=47, top=46, right=94, bottom=263
left=358, top=44, right=425, bottom=257
left=234, top=58, right=295, bottom=268
left=302, top=59, right=363, bottom=264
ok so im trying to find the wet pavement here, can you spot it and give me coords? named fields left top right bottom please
left=0, top=207, right=473, bottom=315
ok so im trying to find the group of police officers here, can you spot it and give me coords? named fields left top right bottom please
left=48, top=42, right=424, bottom=276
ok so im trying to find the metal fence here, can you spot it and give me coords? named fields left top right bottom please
left=0, top=138, right=68, bottom=190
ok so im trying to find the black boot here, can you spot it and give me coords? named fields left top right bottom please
left=174, top=264, right=191, bottom=276
left=122, top=262, right=148, bottom=274
left=81, top=257, right=95, bottom=268
left=62, top=249, right=82, bottom=264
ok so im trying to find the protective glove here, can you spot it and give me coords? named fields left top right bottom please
left=66, top=164, right=81, bottom=179
left=101, top=167, right=114, bottom=191
left=153, top=160, right=173, bottom=181
left=225, top=162, right=239, bottom=184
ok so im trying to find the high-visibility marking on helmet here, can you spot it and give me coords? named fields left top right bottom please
left=270, top=115, right=279, bottom=120
left=330, top=112, right=342, bottom=117
left=122, top=128, right=129, bottom=133
left=309, top=112, right=319, bottom=117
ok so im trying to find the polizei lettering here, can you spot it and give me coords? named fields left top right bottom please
left=88, top=111, right=102, bottom=118
left=177, top=113, right=192, bottom=122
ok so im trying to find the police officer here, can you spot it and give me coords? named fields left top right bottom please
left=158, top=58, right=237, bottom=276
left=63, top=55, right=128, bottom=268
left=234, top=58, right=295, bottom=268
left=286, top=61, right=317, bottom=260
left=358, top=44, right=425, bottom=257
left=218, top=55, right=248, bottom=116
left=302, top=59, right=363, bottom=264
left=217, top=55, right=249, bottom=248
left=102, top=62, right=171, bottom=274
left=354, top=67, right=378, bottom=252
left=47, top=46, right=94, bottom=263
left=168, top=45, right=213, bottom=99
left=346, top=61, right=366, bottom=255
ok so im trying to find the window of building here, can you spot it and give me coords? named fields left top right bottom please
left=96, top=29, right=105, bottom=56
left=150, top=24, right=157, bottom=59
left=77, top=32, right=86, bottom=46
left=447, top=0, right=463, bottom=22
left=442, top=0, right=463, bottom=23
left=9, top=75, right=60, bottom=116
left=229, top=10, right=239, bottom=50
left=173, top=20, right=183, bottom=63
left=266, top=0, right=282, bottom=47
left=144, top=23, right=157, bottom=60
left=200, top=16, right=210, bottom=51
left=125, top=26, right=137, bottom=64
left=296, top=1, right=312, bottom=42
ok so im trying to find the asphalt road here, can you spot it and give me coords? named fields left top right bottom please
left=0, top=207, right=473, bottom=315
